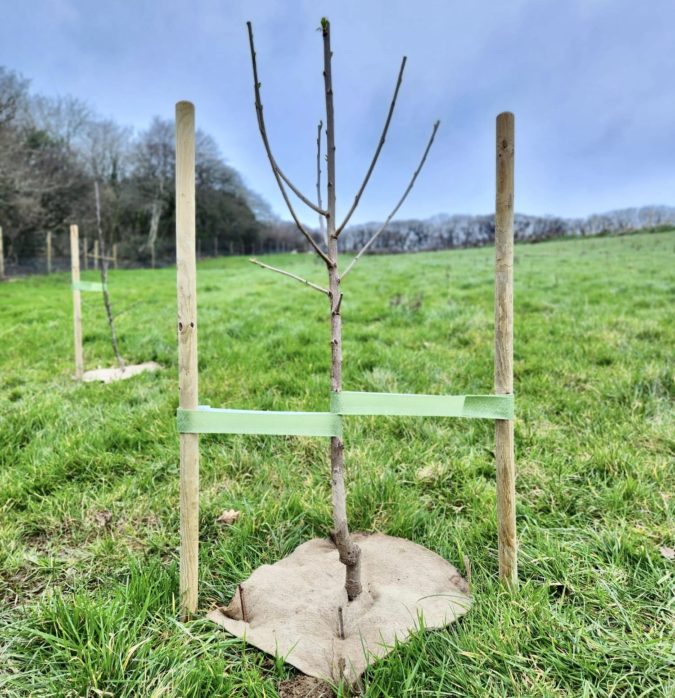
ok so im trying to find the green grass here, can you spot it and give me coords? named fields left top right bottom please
left=0, top=231, right=673, bottom=697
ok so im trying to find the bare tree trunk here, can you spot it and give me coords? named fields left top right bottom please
left=145, top=177, right=165, bottom=269
left=147, top=197, right=161, bottom=268
left=0, top=226, right=6, bottom=280
left=46, top=231, right=52, bottom=274
left=94, top=181, right=125, bottom=371
left=323, top=19, right=362, bottom=602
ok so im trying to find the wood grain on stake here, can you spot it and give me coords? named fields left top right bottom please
left=69, top=224, right=84, bottom=380
left=495, top=112, right=518, bottom=587
left=176, top=101, right=200, bottom=617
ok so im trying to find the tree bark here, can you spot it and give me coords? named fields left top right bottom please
left=322, top=18, right=362, bottom=601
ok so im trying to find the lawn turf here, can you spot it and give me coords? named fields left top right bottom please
left=0, top=231, right=673, bottom=696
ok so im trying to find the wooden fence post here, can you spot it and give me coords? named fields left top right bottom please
left=70, top=224, right=84, bottom=380
left=176, top=101, right=199, bottom=618
left=0, top=226, right=5, bottom=280
left=83, top=237, right=89, bottom=270
left=495, top=112, right=517, bottom=588
left=112, top=243, right=118, bottom=269
left=93, top=239, right=100, bottom=269
left=46, top=231, right=52, bottom=274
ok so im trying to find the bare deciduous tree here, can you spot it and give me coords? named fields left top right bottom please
left=247, top=17, right=439, bottom=601
left=135, top=117, right=174, bottom=267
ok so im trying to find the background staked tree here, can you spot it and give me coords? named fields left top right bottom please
left=246, top=18, right=439, bottom=600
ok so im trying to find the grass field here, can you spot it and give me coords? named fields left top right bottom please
left=0, top=231, right=673, bottom=697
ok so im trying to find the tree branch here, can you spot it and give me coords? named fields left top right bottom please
left=342, top=120, right=440, bottom=278
left=246, top=22, right=332, bottom=266
left=336, top=56, right=407, bottom=236
left=249, top=257, right=329, bottom=295
left=316, top=120, right=327, bottom=245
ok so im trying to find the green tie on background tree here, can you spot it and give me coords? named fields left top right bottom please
left=247, top=17, right=439, bottom=600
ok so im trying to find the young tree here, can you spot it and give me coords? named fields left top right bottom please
left=247, top=18, right=438, bottom=600
left=94, top=180, right=124, bottom=370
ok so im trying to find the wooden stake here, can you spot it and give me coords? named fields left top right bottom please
left=0, top=226, right=5, bottom=280
left=70, top=224, right=84, bottom=380
left=495, top=112, right=517, bottom=588
left=176, top=101, right=200, bottom=618
left=83, top=237, right=89, bottom=270
left=112, top=243, right=118, bottom=269
left=93, top=239, right=99, bottom=269
left=46, top=231, right=52, bottom=274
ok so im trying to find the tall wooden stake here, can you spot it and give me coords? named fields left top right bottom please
left=0, top=226, right=5, bottom=280
left=495, top=112, right=517, bottom=588
left=176, top=101, right=199, bottom=618
left=83, top=237, right=89, bottom=270
left=113, top=243, right=118, bottom=269
left=93, top=239, right=100, bottom=269
left=46, top=231, right=52, bottom=274
left=70, top=224, right=84, bottom=380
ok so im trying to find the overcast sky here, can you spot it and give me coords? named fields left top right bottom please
left=2, top=0, right=674, bottom=224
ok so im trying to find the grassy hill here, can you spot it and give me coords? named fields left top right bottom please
left=1, top=231, right=673, bottom=696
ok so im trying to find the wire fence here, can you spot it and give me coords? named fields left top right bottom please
left=0, top=230, right=307, bottom=278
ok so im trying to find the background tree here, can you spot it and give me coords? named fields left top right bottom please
left=134, top=117, right=174, bottom=267
left=0, top=65, right=277, bottom=271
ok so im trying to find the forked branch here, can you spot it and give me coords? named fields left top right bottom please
left=247, top=21, right=332, bottom=266
left=336, top=57, right=407, bottom=236
left=342, top=120, right=440, bottom=278
left=249, top=258, right=330, bottom=295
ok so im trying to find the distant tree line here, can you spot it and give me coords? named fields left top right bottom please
left=2, top=66, right=671, bottom=276
left=339, top=207, right=675, bottom=255
left=0, top=65, right=308, bottom=273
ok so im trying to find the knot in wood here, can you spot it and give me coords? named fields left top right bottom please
left=339, top=544, right=360, bottom=567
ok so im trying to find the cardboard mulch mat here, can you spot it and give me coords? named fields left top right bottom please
left=209, top=532, right=471, bottom=684
left=82, top=361, right=161, bottom=383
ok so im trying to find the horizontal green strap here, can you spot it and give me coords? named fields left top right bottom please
left=72, top=281, right=106, bottom=292
left=331, top=391, right=514, bottom=420
left=177, top=406, right=342, bottom=437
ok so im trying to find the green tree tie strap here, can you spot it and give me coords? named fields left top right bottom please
left=176, top=393, right=513, bottom=436
left=72, top=281, right=106, bottom=292
left=331, top=391, right=514, bottom=420
left=176, top=406, right=343, bottom=437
